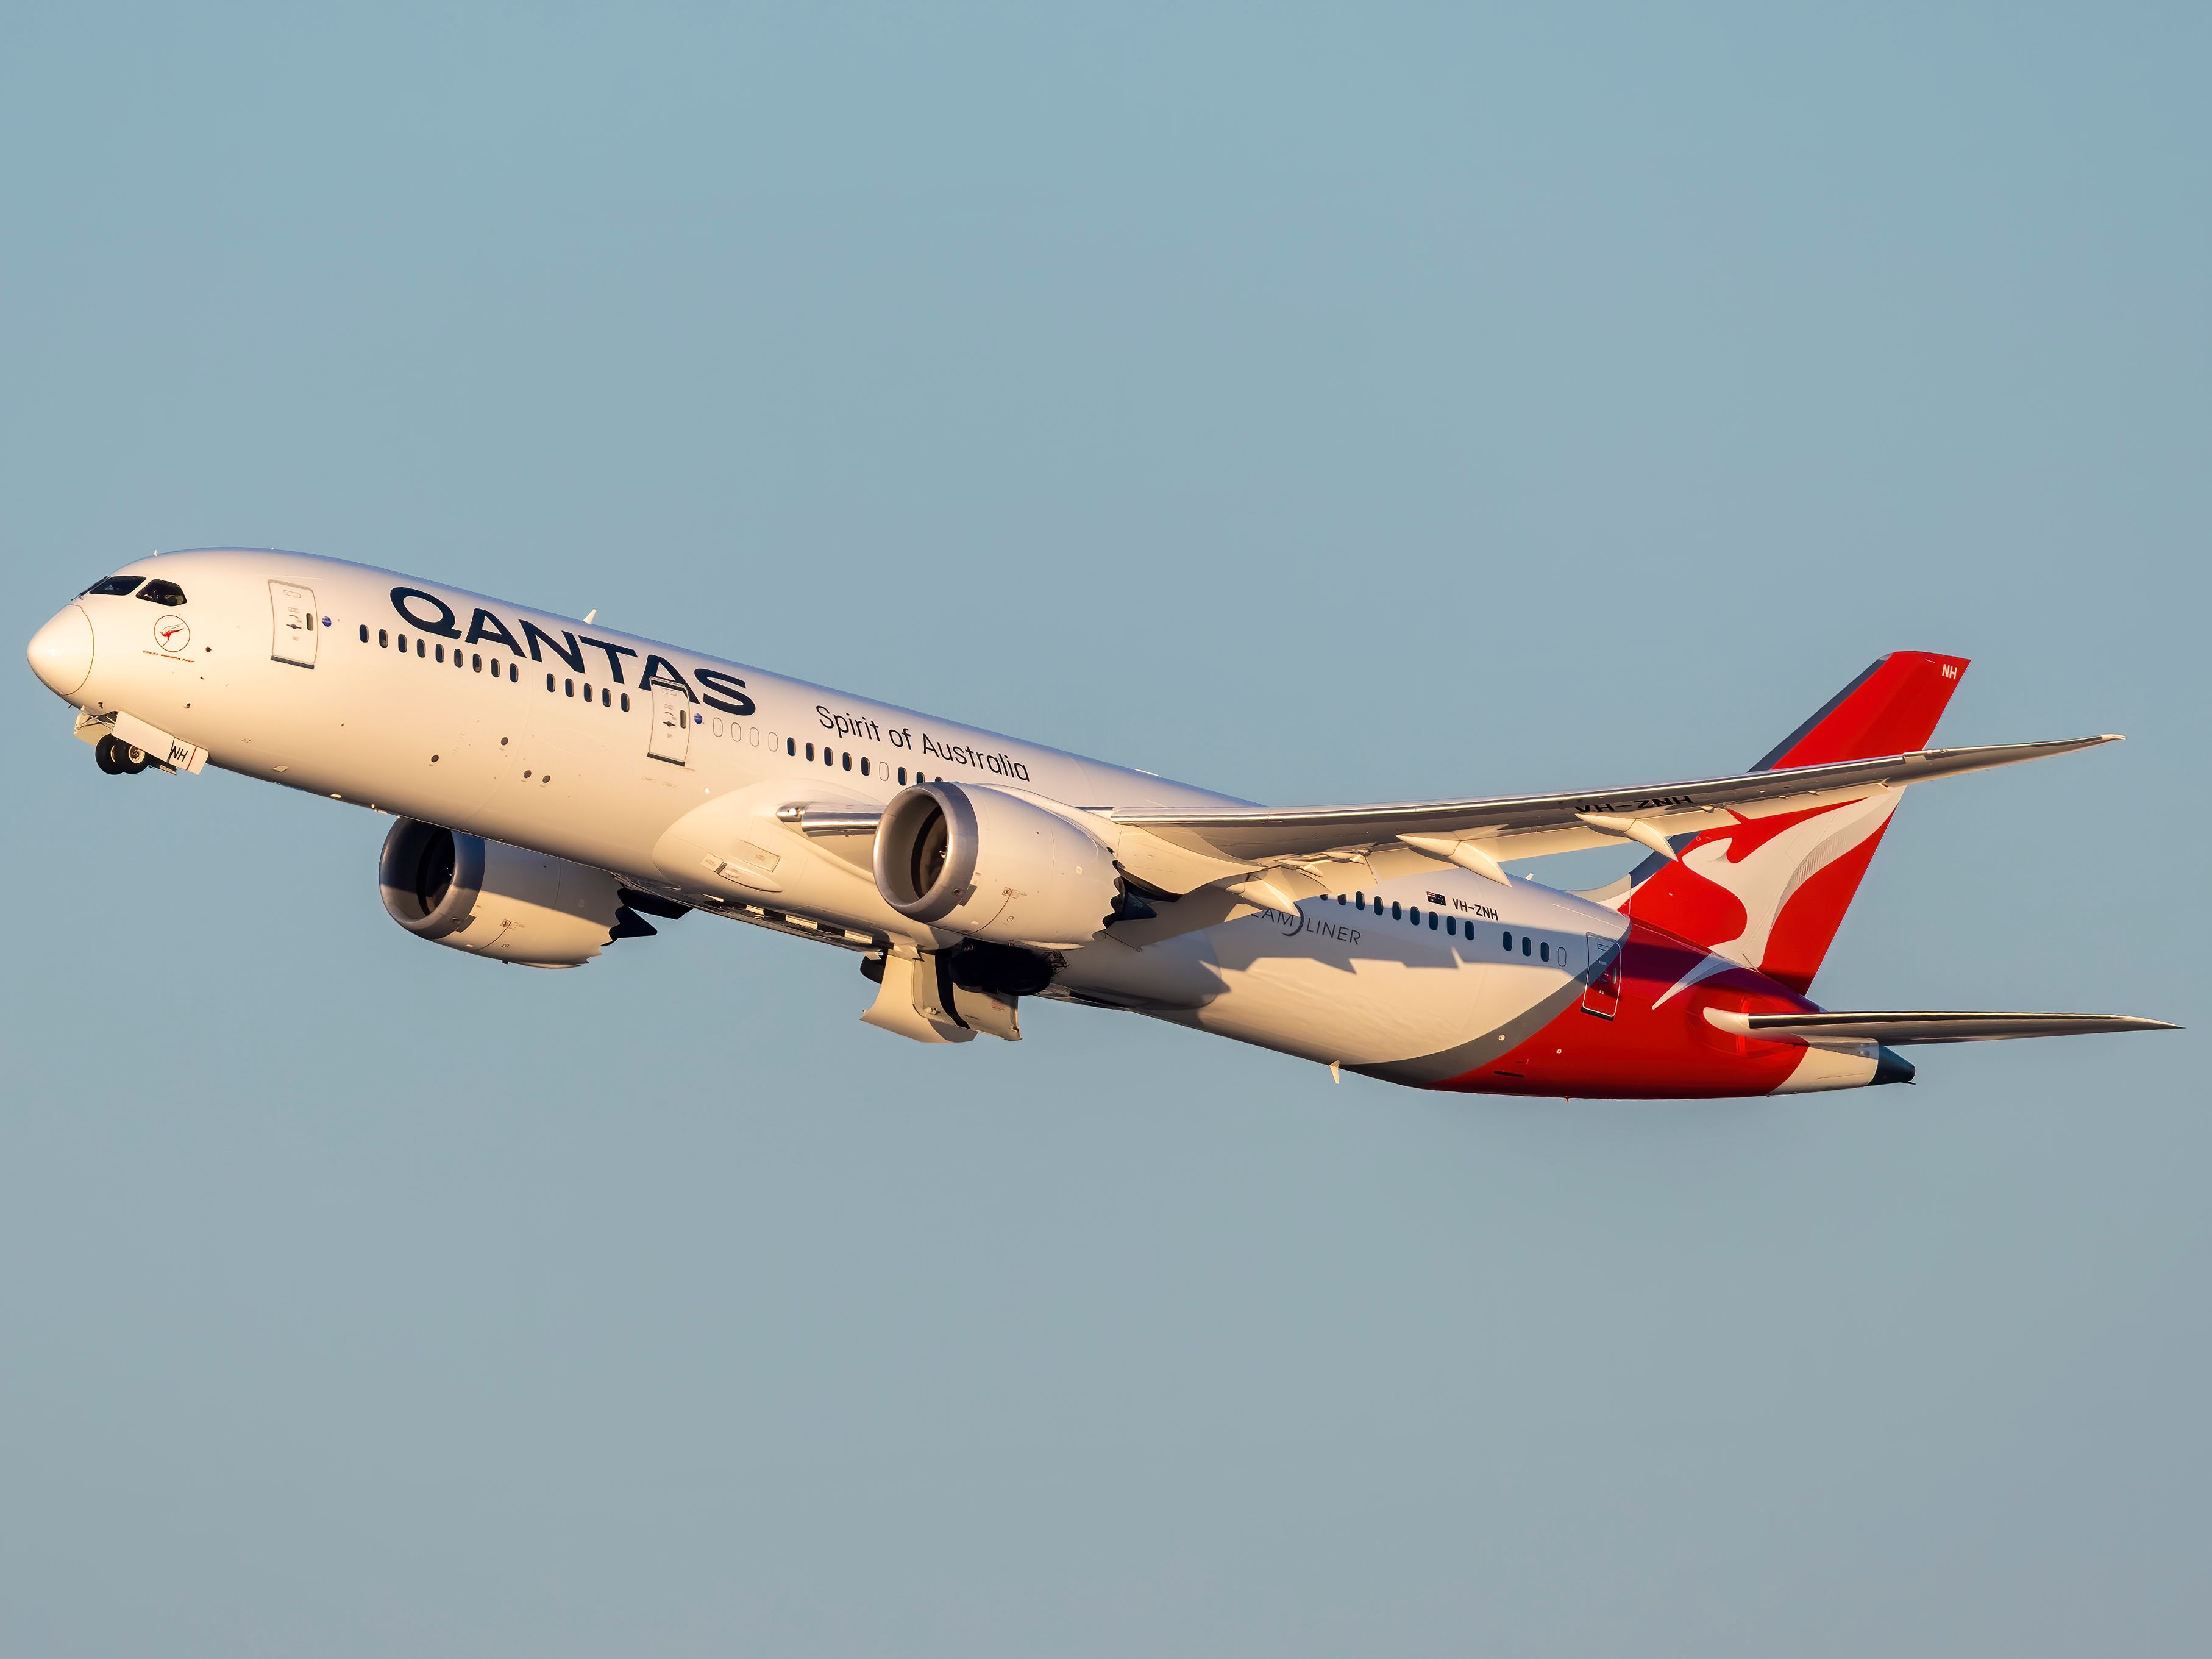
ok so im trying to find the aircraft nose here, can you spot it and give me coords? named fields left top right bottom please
left=27, top=604, right=94, bottom=699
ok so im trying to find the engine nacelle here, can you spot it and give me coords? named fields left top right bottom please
left=872, top=782, right=1119, bottom=949
left=379, top=818, right=624, bottom=968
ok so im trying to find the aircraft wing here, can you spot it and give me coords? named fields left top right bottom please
left=1705, top=1010, right=2179, bottom=1045
left=1107, top=736, right=2118, bottom=868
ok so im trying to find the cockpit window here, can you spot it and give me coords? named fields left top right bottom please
left=136, top=579, right=188, bottom=607
left=82, top=576, right=143, bottom=597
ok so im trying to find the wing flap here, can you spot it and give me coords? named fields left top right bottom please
left=1706, top=1010, right=2178, bottom=1046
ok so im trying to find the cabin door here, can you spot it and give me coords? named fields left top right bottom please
left=1582, top=933, right=1623, bottom=1019
left=648, top=687, right=692, bottom=765
left=270, top=581, right=317, bottom=666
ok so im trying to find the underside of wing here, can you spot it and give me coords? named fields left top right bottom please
left=1707, top=1010, right=2179, bottom=1046
left=1108, top=736, right=2119, bottom=868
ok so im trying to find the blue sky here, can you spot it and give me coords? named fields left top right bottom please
left=2, top=5, right=2207, bottom=1654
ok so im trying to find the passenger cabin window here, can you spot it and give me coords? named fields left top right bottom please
left=379, top=629, right=389, bottom=648
left=805, top=743, right=815, bottom=761
left=1521, top=936, right=1532, bottom=956
left=415, top=638, right=424, bottom=657
left=1390, top=901, right=1403, bottom=920
left=136, top=579, right=187, bottom=607
left=617, top=690, right=628, bottom=708
left=1540, top=941, right=1549, bottom=962
left=82, top=576, right=143, bottom=597
left=1428, top=912, right=1439, bottom=930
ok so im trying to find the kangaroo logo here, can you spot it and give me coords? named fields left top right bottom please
left=154, top=616, right=190, bottom=652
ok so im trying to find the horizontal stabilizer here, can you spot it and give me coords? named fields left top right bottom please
left=1704, top=1009, right=2178, bottom=1046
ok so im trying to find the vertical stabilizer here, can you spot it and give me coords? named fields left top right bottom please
left=1603, top=652, right=1969, bottom=994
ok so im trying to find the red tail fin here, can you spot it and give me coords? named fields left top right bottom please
left=1747, top=651, right=1971, bottom=772
left=1621, top=652, right=1969, bottom=994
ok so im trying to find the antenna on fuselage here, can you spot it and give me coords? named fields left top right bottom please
left=584, top=609, right=597, bottom=624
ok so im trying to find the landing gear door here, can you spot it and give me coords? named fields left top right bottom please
left=647, top=688, right=691, bottom=765
left=270, top=581, right=317, bottom=666
left=1582, top=932, right=1622, bottom=1019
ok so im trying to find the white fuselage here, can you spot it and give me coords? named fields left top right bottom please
left=35, top=548, right=1638, bottom=1081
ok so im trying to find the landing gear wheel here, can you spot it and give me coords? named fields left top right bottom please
left=94, top=735, right=149, bottom=775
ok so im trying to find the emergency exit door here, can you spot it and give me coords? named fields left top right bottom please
left=270, top=581, right=317, bottom=666
left=648, top=687, right=691, bottom=765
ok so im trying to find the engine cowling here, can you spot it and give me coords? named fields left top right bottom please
left=872, top=782, right=1119, bottom=949
left=378, top=818, right=625, bottom=968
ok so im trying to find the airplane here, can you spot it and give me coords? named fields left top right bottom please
left=26, top=547, right=2174, bottom=1094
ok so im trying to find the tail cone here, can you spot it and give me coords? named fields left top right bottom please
left=1872, top=1046, right=1916, bottom=1086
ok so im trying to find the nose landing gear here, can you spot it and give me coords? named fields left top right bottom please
left=94, top=734, right=149, bottom=775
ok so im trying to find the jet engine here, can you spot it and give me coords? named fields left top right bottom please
left=872, top=782, right=1120, bottom=949
left=378, top=818, right=641, bottom=968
